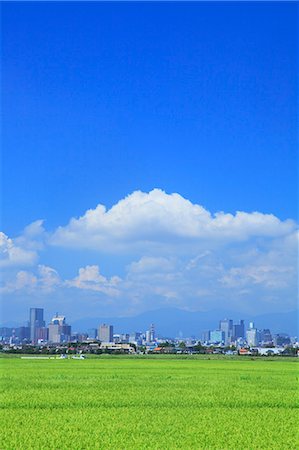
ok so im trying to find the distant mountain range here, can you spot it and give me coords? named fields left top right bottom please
left=71, top=307, right=298, bottom=337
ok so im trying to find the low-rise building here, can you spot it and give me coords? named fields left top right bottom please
left=100, top=342, right=135, bottom=353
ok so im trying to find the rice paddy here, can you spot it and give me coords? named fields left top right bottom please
left=1, top=355, right=298, bottom=449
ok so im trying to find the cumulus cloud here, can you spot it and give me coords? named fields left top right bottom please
left=37, top=265, right=61, bottom=291
left=123, top=248, right=297, bottom=312
left=50, top=189, right=295, bottom=252
left=14, top=271, right=38, bottom=291
left=15, top=220, right=46, bottom=251
left=65, top=265, right=121, bottom=297
left=1, top=190, right=297, bottom=316
left=0, top=232, right=37, bottom=268
left=0, top=220, right=47, bottom=269
left=1, top=265, right=61, bottom=294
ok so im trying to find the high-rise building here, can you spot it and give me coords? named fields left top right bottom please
left=219, top=319, right=233, bottom=345
left=15, top=326, right=30, bottom=342
left=273, top=334, right=290, bottom=346
left=210, top=330, right=225, bottom=344
left=246, top=326, right=259, bottom=347
left=98, top=324, right=113, bottom=343
left=145, top=324, right=155, bottom=343
left=36, top=327, right=49, bottom=342
left=48, top=324, right=60, bottom=343
left=149, top=324, right=155, bottom=342
left=48, top=314, right=71, bottom=343
left=0, top=327, right=13, bottom=342
left=29, top=308, right=45, bottom=343
left=87, top=328, right=97, bottom=339
left=201, top=330, right=210, bottom=343
left=233, top=320, right=245, bottom=339
left=145, top=330, right=151, bottom=343
left=129, top=332, right=142, bottom=345
left=261, top=329, right=272, bottom=344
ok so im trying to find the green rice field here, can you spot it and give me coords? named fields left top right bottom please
left=1, top=355, right=298, bottom=449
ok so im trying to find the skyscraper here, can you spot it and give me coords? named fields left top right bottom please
left=246, top=327, right=258, bottom=347
left=145, top=324, right=156, bottom=343
left=87, top=328, right=97, bottom=339
left=210, top=330, right=225, bottom=344
left=261, top=329, right=272, bottom=344
left=219, top=319, right=233, bottom=345
left=29, top=308, right=45, bottom=343
left=149, top=324, right=155, bottom=342
left=98, top=324, right=113, bottom=343
left=48, top=314, right=71, bottom=343
left=233, top=320, right=245, bottom=339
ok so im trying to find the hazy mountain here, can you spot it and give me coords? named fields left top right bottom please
left=71, top=307, right=298, bottom=337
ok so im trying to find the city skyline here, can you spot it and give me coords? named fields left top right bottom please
left=1, top=2, right=297, bottom=325
left=1, top=306, right=295, bottom=341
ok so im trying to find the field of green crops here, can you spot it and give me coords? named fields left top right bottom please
left=1, top=355, right=298, bottom=449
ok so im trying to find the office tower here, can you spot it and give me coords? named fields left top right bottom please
left=0, top=328, right=13, bottom=342
left=87, top=328, right=97, bottom=339
left=219, top=319, right=233, bottom=345
left=246, top=325, right=258, bottom=347
left=145, top=330, right=151, bottom=343
left=149, top=324, right=155, bottom=342
left=233, top=320, right=245, bottom=339
left=29, top=308, right=45, bottom=343
left=48, top=323, right=60, bottom=343
left=145, top=324, right=155, bottom=343
left=15, top=326, right=30, bottom=342
left=274, top=334, right=290, bottom=346
left=201, top=330, right=210, bottom=343
left=98, top=324, right=113, bottom=343
left=210, top=330, right=225, bottom=344
left=261, top=329, right=272, bottom=344
left=129, top=332, right=142, bottom=345
left=36, top=327, right=49, bottom=342
left=48, top=314, right=71, bottom=343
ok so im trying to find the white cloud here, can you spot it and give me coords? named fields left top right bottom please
left=65, top=265, right=121, bottom=297
left=51, top=189, right=295, bottom=252
left=1, top=265, right=60, bottom=294
left=0, top=220, right=47, bottom=268
left=0, top=232, right=37, bottom=268
left=219, top=265, right=294, bottom=289
left=128, top=256, right=178, bottom=274
left=38, top=265, right=61, bottom=291
left=15, top=220, right=46, bottom=251
left=14, top=271, right=38, bottom=291
left=1, top=190, right=297, bottom=316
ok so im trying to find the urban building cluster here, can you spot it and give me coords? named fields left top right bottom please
left=0, top=308, right=157, bottom=348
left=0, top=308, right=73, bottom=345
left=201, top=318, right=292, bottom=347
left=0, top=308, right=297, bottom=357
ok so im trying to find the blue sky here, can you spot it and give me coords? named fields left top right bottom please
left=1, top=2, right=298, bottom=323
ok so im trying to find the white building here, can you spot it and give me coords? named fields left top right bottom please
left=98, top=324, right=113, bottom=343
left=246, top=328, right=258, bottom=347
left=48, top=314, right=71, bottom=343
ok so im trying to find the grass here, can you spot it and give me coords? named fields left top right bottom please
left=1, top=355, right=298, bottom=449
